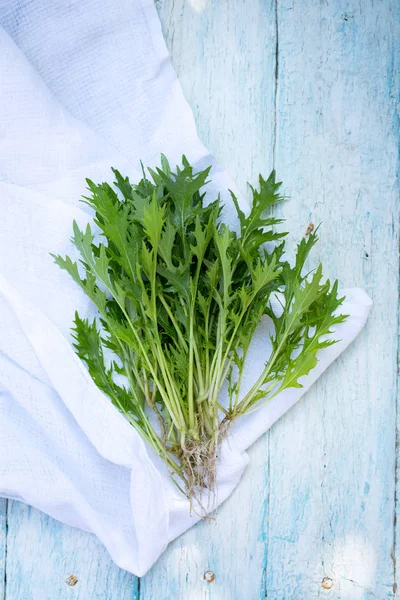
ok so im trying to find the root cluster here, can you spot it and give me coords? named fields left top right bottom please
left=174, top=430, right=221, bottom=513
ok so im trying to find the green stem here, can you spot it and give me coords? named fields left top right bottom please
left=159, top=293, right=188, bottom=352
left=187, top=311, right=197, bottom=436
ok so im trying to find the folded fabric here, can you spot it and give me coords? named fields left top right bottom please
left=0, top=0, right=372, bottom=575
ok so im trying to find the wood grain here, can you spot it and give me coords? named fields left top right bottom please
left=0, top=500, right=6, bottom=598
left=155, top=0, right=276, bottom=194
left=268, top=2, right=399, bottom=598
left=4, top=501, right=138, bottom=600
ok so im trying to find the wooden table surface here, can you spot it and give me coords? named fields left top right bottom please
left=1, top=1, right=399, bottom=598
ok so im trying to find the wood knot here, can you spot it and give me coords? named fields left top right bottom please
left=204, top=569, right=215, bottom=583
left=321, top=576, right=333, bottom=590
left=65, top=574, right=78, bottom=587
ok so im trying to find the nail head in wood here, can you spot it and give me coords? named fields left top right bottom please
left=65, top=574, right=78, bottom=587
left=321, top=576, right=333, bottom=590
left=204, top=570, right=215, bottom=583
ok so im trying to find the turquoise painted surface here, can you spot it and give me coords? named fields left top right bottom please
left=0, top=500, right=6, bottom=597
left=3, top=502, right=138, bottom=600
left=1, top=1, right=399, bottom=598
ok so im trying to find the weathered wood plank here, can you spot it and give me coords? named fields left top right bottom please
left=141, top=1, right=276, bottom=598
left=0, top=500, right=6, bottom=599
left=267, top=1, right=400, bottom=599
left=5, top=501, right=138, bottom=600
left=393, top=1, right=400, bottom=594
left=155, top=0, right=276, bottom=194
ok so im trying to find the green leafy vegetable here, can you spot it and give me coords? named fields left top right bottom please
left=53, top=156, right=347, bottom=504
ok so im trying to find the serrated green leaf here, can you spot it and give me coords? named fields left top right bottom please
left=53, top=156, right=350, bottom=501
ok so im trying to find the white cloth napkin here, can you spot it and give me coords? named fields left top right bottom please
left=0, top=0, right=372, bottom=576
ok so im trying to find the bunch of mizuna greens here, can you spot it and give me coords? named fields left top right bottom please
left=54, top=156, right=346, bottom=504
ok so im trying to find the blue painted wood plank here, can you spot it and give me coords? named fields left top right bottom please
left=267, top=1, right=400, bottom=599
left=0, top=500, right=6, bottom=599
left=155, top=0, right=277, bottom=195
left=393, top=1, right=400, bottom=595
left=142, top=1, right=276, bottom=598
left=5, top=501, right=138, bottom=600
